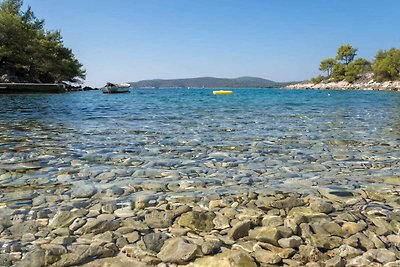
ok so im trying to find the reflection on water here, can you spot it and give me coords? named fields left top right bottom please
left=0, top=89, right=399, bottom=207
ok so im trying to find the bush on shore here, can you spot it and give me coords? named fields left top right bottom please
left=373, top=48, right=400, bottom=82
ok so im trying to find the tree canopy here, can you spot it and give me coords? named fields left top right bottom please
left=311, top=44, right=382, bottom=83
left=319, top=58, right=336, bottom=76
left=0, top=0, right=85, bottom=83
left=373, top=48, right=400, bottom=82
left=336, top=44, right=358, bottom=66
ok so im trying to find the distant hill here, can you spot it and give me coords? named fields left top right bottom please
left=129, top=77, right=295, bottom=88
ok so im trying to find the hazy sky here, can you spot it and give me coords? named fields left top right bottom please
left=24, top=0, right=400, bottom=87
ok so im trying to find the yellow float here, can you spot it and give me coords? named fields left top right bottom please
left=213, top=90, right=233, bottom=95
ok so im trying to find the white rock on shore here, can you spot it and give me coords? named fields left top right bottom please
left=286, top=79, right=400, bottom=91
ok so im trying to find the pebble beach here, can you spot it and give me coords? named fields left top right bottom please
left=0, top=89, right=400, bottom=266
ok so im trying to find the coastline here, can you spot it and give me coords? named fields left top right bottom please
left=285, top=80, right=400, bottom=92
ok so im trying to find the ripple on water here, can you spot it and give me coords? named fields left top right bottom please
left=0, top=89, right=399, bottom=208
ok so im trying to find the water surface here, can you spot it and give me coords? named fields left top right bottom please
left=1, top=89, right=399, bottom=206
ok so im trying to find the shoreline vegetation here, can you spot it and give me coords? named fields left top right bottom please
left=0, top=0, right=85, bottom=86
left=286, top=45, right=400, bottom=92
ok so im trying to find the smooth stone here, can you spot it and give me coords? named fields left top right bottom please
left=69, top=218, right=87, bottom=231
left=51, top=245, right=117, bottom=266
left=325, top=256, right=345, bottom=267
left=114, top=208, right=136, bottom=218
left=133, top=192, right=157, bottom=209
left=254, top=249, right=282, bottom=264
left=71, top=185, right=97, bottom=198
left=310, top=198, right=334, bottom=214
left=101, top=203, right=117, bottom=214
left=387, top=234, right=400, bottom=246
left=261, top=215, right=284, bottom=227
left=337, top=244, right=363, bottom=259
left=121, top=244, right=162, bottom=264
left=384, top=176, right=400, bottom=185
left=9, top=221, right=38, bottom=239
left=57, top=174, right=71, bottom=183
left=354, top=232, right=375, bottom=251
left=228, top=220, right=251, bottom=240
left=194, top=250, right=257, bottom=267
left=297, top=245, right=327, bottom=263
left=209, top=199, right=227, bottom=209
left=75, top=219, right=120, bottom=235
left=157, top=237, right=198, bottom=264
left=249, top=226, right=281, bottom=246
left=287, top=207, right=330, bottom=224
left=347, top=256, right=374, bottom=267
left=212, top=212, right=230, bottom=230
left=271, top=197, right=305, bottom=210
left=371, top=217, right=394, bottom=235
left=144, top=210, right=175, bottom=228
left=123, top=231, right=140, bottom=243
left=311, top=234, right=342, bottom=249
left=178, top=211, right=215, bottom=232
left=257, top=242, right=296, bottom=259
left=385, top=261, right=400, bottom=267
left=235, top=208, right=264, bottom=225
left=105, top=186, right=124, bottom=197
left=21, top=233, right=36, bottom=242
left=116, top=237, right=129, bottom=249
left=50, top=209, right=88, bottom=228
left=318, top=221, right=344, bottom=237
left=93, top=231, right=114, bottom=244
left=319, top=188, right=361, bottom=204
left=341, top=221, right=366, bottom=237
left=52, top=227, right=71, bottom=236
left=0, top=254, right=13, bottom=267
left=143, top=233, right=169, bottom=253
left=364, top=248, right=397, bottom=264
left=51, top=236, right=76, bottom=245
left=232, top=240, right=258, bottom=253
left=97, top=214, right=116, bottom=221
left=278, top=236, right=302, bottom=248
left=42, top=244, right=67, bottom=265
left=121, top=218, right=149, bottom=232
left=32, top=196, right=46, bottom=206
left=16, top=249, right=45, bottom=267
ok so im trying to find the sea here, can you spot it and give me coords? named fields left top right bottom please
left=0, top=88, right=399, bottom=207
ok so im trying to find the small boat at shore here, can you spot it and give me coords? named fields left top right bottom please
left=213, top=90, right=233, bottom=95
left=101, top=82, right=131, bottom=93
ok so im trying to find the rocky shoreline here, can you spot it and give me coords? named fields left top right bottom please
left=285, top=80, right=400, bottom=91
left=1, top=184, right=400, bottom=267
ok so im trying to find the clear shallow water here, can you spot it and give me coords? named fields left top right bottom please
left=0, top=89, right=400, bottom=206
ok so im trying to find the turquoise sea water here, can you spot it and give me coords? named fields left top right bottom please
left=0, top=89, right=400, bottom=205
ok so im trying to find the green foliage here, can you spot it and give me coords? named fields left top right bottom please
left=373, top=48, right=400, bottom=82
left=311, top=75, right=325, bottom=84
left=319, top=58, right=336, bottom=76
left=344, top=58, right=371, bottom=83
left=336, top=44, right=358, bottom=65
left=331, top=63, right=346, bottom=82
left=0, top=0, right=85, bottom=83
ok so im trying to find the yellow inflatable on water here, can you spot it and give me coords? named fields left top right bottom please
left=213, top=90, right=233, bottom=95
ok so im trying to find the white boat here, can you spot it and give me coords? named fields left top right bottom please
left=101, top=82, right=131, bottom=93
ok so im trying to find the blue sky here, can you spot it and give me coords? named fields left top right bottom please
left=24, top=0, right=400, bottom=87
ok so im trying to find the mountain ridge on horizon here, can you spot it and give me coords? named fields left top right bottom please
left=129, top=76, right=297, bottom=88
